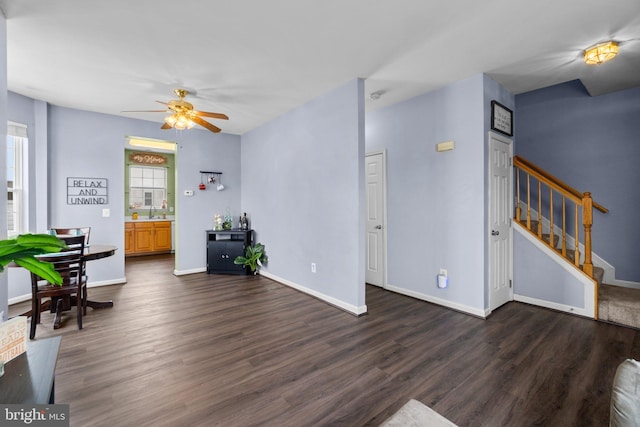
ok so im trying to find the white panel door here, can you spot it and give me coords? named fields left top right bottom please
left=489, top=133, right=513, bottom=311
left=365, top=152, right=386, bottom=286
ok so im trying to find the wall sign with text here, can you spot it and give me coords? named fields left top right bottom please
left=490, top=100, right=513, bottom=136
left=129, top=152, right=168, bottom=165
left=67, top=177, right=108, bottom=205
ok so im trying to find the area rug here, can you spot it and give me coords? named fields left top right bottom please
left=381, top=399, right=458, bottom=427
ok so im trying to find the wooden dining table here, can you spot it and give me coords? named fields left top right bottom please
left=23, top=244, right=118, bottom=319
left=83, top=244, right=117, bottom=309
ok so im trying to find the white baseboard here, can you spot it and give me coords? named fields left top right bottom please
left=173, top=267, right=207, bottom=276
left=88, top=278, right=127, bottom=288
left=259, top=270, right=367, bottom=316
left=8, top=277, right=127, bottom=306
left=384, top=284, right=487, bottom=318
left=514, top=293, right=593, bottom=319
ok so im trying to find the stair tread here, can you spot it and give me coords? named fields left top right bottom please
left=598, top=284, right=640, bottom=329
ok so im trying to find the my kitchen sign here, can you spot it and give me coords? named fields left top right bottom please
left=67, top=177, right=108, bottom=205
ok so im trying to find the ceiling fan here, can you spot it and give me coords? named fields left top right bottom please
left=123, top=88, right=229, bottom=133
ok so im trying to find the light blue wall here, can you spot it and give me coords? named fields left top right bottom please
left=174, top=129, right=241, bottom=272
left=241, top=79, right=366, bottom=311
left=515, top=80, right=640, bottom=282
left=513, top=229, right=585, bottom=307
left=366, top=73, right=492, bottom=313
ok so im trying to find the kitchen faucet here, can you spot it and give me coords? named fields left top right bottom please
left=149, top=205, right=155, bottom=219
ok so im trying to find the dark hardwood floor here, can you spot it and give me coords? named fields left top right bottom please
left=10, top=254, right=640, bottom=426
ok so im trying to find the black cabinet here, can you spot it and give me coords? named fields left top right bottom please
left=206, top=229, right=252, bottom=274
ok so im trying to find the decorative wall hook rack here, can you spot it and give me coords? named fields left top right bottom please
left=199, top=171, right=224, bottom=191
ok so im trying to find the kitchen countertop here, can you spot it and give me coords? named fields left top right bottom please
left=125, top=216, right=174, bottom=222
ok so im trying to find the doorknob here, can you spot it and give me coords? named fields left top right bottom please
left=375, top=225, right=383, bottom=229
left=491, top=230, right=500, bottom=236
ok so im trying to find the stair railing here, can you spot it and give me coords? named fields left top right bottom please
left=513, top=155, right=608, bottom=279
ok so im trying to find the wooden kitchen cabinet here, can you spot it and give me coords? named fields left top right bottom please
left=126, top=221, right=173, bottom=256
left=125, top=222, right=134, bottom=254
left=153, top=221, right=172, bottom=251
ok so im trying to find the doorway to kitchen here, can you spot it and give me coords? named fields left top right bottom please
left=124, top=137, right=177, bottom=266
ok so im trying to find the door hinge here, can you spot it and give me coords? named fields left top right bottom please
left=509, top=157, right=513, bottom=167
left=509, top=279, right=512, bottom=288
left=509, top=218, right=512, bottom=227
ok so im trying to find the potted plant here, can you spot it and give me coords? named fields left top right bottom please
left=0, top=234, right=67, bottom=284
left=234, top=242, right=267, bottom=275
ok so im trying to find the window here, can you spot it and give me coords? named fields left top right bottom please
left=128, top=165, right=167, bottom=210
left=7, top=122, right=27, bottom=237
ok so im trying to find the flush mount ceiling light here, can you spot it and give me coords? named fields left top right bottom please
left=584, top=41, right=619, bottom=65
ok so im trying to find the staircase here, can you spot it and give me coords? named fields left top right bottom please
left=512, top=156, right=640, bottom=329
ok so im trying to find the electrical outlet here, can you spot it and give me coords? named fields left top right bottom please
left=184, top=190, right=194, bottom=196
left=102, top=208, right=110, bottom=217
left=311, top=262, right=316, bottom=273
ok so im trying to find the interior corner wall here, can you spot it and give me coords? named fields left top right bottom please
left=515, top=80, right=640, bottom=282
left=240, top=78, right=365, bottom=312
left=174, top=128, right=241, bottom=272
left=365, top=74, right=486, bottom=314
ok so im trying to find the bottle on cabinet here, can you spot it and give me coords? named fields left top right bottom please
left=239, top=213, right=249, bottom=231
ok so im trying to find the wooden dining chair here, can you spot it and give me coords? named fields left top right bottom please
left=49, top=226, right=91, bottom=246
left=29, top=235, right=87, bottom=339
left=49, top=228, right=90, bottom=285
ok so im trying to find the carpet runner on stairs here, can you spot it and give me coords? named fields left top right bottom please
left=598, top=284, right=640, bottom=330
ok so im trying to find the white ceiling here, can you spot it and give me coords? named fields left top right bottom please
left=1, top=0, right=639, bottom=135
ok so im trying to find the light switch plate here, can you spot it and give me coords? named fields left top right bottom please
left=102, top=208, right=110, bottom=217
left=184, top=190, right=194, bottom=196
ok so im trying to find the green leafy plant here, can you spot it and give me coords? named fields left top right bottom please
left=234, top=243, right=267, bottom=274
left=0, top=234, right=67, bottom=285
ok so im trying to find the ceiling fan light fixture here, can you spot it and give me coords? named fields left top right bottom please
left=165, top=112, right=194, bottom=130
left=584, top=41, right=618, bottom=65
left=125, top=89, right=227, bottom=134
left=173, top=113, right=194, bottom=130
left=164, top=114, right=178, bottom=126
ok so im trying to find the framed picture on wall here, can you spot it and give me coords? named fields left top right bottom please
left=491, top=100, right=513, bottom=136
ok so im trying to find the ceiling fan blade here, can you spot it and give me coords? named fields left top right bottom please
left=193, top=116, right=221, bottom=133
left=156, top=100, right=170, bottom=106
left=195, top=111, right=229, bottom=120
left=161, top=122, right=172, bottom=130
left=122, top=109, right=168, bottom=113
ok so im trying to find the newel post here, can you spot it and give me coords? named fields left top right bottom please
left=582, top=192, right=594, bottom=278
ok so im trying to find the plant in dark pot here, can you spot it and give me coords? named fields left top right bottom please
left=0, top=234, right=66, bottom=284
left=234, top=243, right=267, bottom=275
